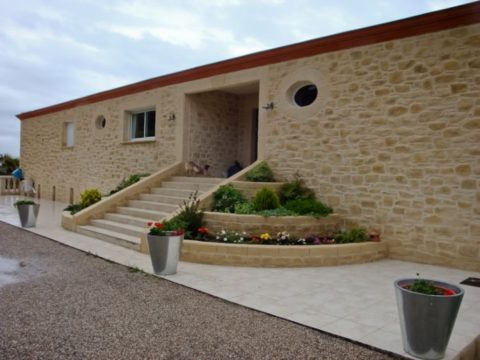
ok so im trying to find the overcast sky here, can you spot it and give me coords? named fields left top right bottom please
left=0, top=0, right=474, bottom=157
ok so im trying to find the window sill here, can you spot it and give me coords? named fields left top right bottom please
left=122, top=137, right=156, bottom=145
left=62, top=145, right=74, bottom=150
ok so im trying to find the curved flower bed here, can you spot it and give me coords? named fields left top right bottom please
left=180, top=240, right=387, bottom=267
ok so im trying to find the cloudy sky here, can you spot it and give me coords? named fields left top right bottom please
left=0, top=0, right=473, bottom=157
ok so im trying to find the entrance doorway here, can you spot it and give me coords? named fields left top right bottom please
left=184, top=82, right=259, bottom=178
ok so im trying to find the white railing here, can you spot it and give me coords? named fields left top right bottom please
left=0, top=176, right=20, bottom=195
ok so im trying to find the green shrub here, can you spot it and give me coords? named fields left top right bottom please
left=246, top=161, right=274, bottom=182
left=80, top=189, right=102, bottom=208
left=252, top=187, right=280, bottom=211
left=284, top=198, right=332, bottom=217
left=279, top=176, right=315, bottom=204
left=173, top=191, right=204, bottom=237
left=108, top=173, right=149, bottom=195
left=333, top=228, right=368, bottom=244
left=63, top=203, right=84, bottom=215
left=212, top=185, right=246, bottom=213
left=162, top=217, right=188, bottom=232
left=234, top=201, right=255, bottom=214
left=14, top=200, right=36, bottom=206
left=256, top=207, right=297, bottom=217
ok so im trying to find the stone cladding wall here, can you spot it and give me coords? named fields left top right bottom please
left=263, top=25, right=480, bottom=271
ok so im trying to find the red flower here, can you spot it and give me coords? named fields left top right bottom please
left=147, top=221, right=153, bottom=226
left=198, top=227, right=208, bottom=234
left=155, top=222, right=163, bottom=229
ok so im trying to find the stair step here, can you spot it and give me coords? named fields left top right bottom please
left=90, top=219, right=145, bottom=237
left=128, top=200, right=178, bottom=212
left=150, top=188, right=204, bottom=197
left=171, top=176, right=224, bottom=184
left=138, top=193, right=188, bottom=205
left=77, top=225, right=140, bottom=250
left=104, top=213, right=155, bottom=227
left=160, top=181, right=214, bottom=191
left=117, top=207, right=169, bottom=220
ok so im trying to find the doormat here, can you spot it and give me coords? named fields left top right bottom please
left=460, top=277, right=480, bottom=287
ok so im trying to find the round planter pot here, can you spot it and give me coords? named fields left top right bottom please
left=147, top=234, right=183, bottom=275
left=16, top=204, right=40, bottom=228
left=394, top=279, right=464, bottom=360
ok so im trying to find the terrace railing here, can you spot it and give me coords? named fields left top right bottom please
left=0, top=176, right=20, bottom=195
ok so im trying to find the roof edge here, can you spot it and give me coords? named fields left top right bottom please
left=17, top=2, right=480, bottom=120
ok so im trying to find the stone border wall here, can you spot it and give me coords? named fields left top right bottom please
left=203, top=211, right=344, bottom=237
left=180, top=240, right=387, bottom=267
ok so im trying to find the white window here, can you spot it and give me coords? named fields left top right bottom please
left=64, top=122, right=75, bottom=147
left=130, top=109, right=155, bottom=140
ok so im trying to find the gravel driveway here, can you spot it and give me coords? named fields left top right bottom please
left=0, top=222, right=402, bottom=359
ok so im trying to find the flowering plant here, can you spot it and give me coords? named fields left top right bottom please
left=195, top=226, right=209, bottom=240
left=147, top=220, right=184, bottom=236
left=260, top=232, right=271, bottom=241
left=215, top=229, right=248, bottom=243
left=276, top=231, right=290, bottom=244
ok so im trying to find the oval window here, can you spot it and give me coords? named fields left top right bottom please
left=293, top=84, right=318, bottom=107
left=95, top=115, right=106, bottom=129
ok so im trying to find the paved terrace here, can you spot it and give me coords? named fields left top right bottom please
left=1, top=196, right=479, bottom=359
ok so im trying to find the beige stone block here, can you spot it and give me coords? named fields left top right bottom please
left=458, top=245, right=479, bottom=258
left=216, top=244, right=248, bottom=255
left=308, top=245, right=338, bottom=256
left=247, top=245, right=277, bottom=256
left=424, top=216, right=442, bottom=225
left=461, top=180, right=476, bottom=190
left=414, top=64, right=428, bottom=73
left=429, top=123, right=446, bottom=131
left=455, top=164, right=471, bottom=176
left=276, top=246, right=308, bottom=257
left=463, top=118, right=480, bottom=129
left=450, top=84, right=467, bottom=93
left=388, top=106, right=407, bottom=116
left=465, top=35, right=480, bottom=46
left=470, top=223, right=480, bottom=237
left=435, top=75, right=455, bottom=83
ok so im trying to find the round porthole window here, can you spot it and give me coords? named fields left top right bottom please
left=293, top=84, right=318, bottom=107
left=95, top=115, right=106, bottom=129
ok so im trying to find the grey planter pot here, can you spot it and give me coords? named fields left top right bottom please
left=16, top=204, right=40, bottom=228
left=394, top=279, right=464, bottom=360
left=147, top=234, right=183, bottom=275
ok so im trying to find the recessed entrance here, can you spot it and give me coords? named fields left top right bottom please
left=184, top=82, right=259, bottom=178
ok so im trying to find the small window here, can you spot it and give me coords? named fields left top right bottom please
left=293, top=84, right=318, bottom=107
left=64, top=122, right=75, bottom=147
left=96, top=115, right=106, bottom=129
left=130, top=109, right=155, bottom=140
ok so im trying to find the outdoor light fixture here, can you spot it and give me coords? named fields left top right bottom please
left=166, top=113, right=176, bottom=121
left=262, top=102, right=274, bottom=110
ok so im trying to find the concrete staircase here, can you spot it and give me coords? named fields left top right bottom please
left=77, top=176, right=223, bottom=251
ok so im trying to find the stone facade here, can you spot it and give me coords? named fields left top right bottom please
left=19, top=22, right=480, bottom=271
left=263, top=24, right=480, bottom=271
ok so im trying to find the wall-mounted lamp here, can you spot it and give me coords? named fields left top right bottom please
left=166, top=113, right=176, bottom=121
left=262, top=102, right=274, bottom=110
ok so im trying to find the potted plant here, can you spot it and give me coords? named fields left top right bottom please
left=14, top=200, right=40, bottom=228
left=146, top=219, right=185, bottom=275
left=394, top=275, right=464, bottom=360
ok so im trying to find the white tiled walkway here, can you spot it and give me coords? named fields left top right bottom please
left=1, top=196, right=479, bottom=359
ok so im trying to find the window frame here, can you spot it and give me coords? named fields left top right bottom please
left=129, top=108, right=156, bottom=141
left=63, top=121, right=75, bottom=148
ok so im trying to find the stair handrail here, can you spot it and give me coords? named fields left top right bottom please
left=62, top=162, right=183, bottom=231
